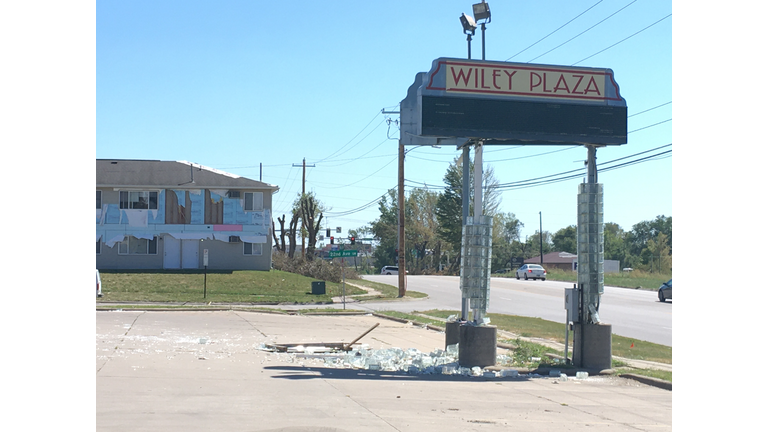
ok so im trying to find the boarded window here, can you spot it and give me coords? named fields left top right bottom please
left=205, top=190, right=224, bottom=224
left=165, top=190, right=190, bottom=224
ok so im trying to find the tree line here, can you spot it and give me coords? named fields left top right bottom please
left=271, top=158, right=672, bottom=275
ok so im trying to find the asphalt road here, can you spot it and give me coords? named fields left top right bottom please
left=359, top=275, right=672, bottom=347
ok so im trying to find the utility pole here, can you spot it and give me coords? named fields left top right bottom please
left=398, top=140, right=406, bottom=297
left=292, top=158, right=316, bottom=256
left=384, top=108, right=406, bottom=298
left=539, top=211, right=543, bottom=265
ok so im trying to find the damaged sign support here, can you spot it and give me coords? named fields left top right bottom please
left=265, top=323, right=380, bottom=353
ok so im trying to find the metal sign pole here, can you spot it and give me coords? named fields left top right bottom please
left=342, top=257, right=346, bottom=310
left=203, top=249, right=209, bottom=299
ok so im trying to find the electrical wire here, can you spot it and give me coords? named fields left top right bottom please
left=571, top=13, right=672, bottom=65
left=313, top=112, right=384, bottom=164
left=628, top=101, right=671, bottom=118
left=505, top=0, right=604, bottom=62
left=527, top=0, right=638, bottom=63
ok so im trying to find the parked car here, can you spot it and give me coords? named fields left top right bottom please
left=515, top=264, right=547, bottom=281
left=493, top=268, right=510, bottom=274
left=381, top=266, right=399, bottom=275
left=658, top=279, right=672, bottom=302
left=96, top=269, right=103, bottom=297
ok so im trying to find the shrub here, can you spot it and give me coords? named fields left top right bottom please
left=272, top=252, right=359, bottom=283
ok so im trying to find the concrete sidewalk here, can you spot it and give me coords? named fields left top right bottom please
left=97, top=310, right=671, bottom=431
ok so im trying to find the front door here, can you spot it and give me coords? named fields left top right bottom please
left=163, top=236, right=181, bottom=269
left=181, top=240, right=199, bottom=269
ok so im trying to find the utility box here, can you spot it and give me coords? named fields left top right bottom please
left=311, top=281, right=326, bottom=295
left=565, top=287, right=579, bottom=323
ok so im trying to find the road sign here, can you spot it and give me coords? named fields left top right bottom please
left=328, top=250, right=358, bottom=258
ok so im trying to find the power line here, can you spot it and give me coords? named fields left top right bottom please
left=505, top=0, right=604, bottom=62
left=527, top=0, right=638, bottom=63
left=628, top=101, right=671, bottom=118
left=497, top=146, right=672, bottom=191
left=313, top=112, right=383, bottom=164
left=628, top=118, right=671, bottom=134
left=572, top=13, right=672, bottom=65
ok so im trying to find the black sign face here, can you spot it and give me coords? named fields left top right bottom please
left=421, top=95, right=627, bottom=145
left=510, top=257, right=525, bottom=268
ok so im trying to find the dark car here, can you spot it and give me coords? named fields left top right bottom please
left=658, top=279, right=672, bottom=302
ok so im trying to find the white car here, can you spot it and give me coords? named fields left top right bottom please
left=380, top=266, right=404, bottom=275
left=515, top=264, right=547, bottom=281
left=96, top=269, right=103, bottom=297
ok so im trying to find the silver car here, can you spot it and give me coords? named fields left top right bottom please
left=381, top=266, right=399, bottom=275
left=516, top=264, right=547, bottom=281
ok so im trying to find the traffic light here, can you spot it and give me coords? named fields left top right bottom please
left=326, top=228, right=331, bottom=238
left=330, top=236, right=334, bottom=244
left=350, top=237, right=355, bottom=245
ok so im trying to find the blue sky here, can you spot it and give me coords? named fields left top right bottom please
left=95, top=0, right=672, bottom=242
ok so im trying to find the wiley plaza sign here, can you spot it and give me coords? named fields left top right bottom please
left=400, top=58, right=627, bottom=146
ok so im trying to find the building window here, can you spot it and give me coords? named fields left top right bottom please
left=119, top=191, right=158, bottom=210
left=244, top=242, right=262, bottom=256
left=244, top=192, right=263, bottom=211
left=96, top=191, right=102, bottom=209
left=118, top=236, right=158, bottom=255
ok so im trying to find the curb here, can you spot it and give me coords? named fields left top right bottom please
left=619, top=373, right=672, bottom=391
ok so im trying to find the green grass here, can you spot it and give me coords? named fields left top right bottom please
left=414, top=309, right=671, bottom=364
left=495, top=268, right=671, bottom=291
left=349, top=279, right=428, bottom=300
left=373, top=311, right=448, bottom=327
left=99, top=269, right=367, bottom=304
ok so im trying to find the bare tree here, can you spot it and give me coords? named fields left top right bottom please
left=272, top=215, right=287, bottom=253
left=299, top=193, right=324, bottom=260
left=287, top=211, right=300, bottom=258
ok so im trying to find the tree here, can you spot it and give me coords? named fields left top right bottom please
left=491, top=212, right=524, bottom=271
left=405, top=187, right=443, bottom=273
left=626, top=215, right=672, bottom=257
left=644, top=232, right=672, bottom=273
left=524, top=230, right=553, bottom=260
left=552, top=225, right=577, bottom=254
left=272, top=215, right=287, bottom=253
left=286, top=211, right=300, bottom=258
left=435, top=156, right=501, bottom=273
left=603, top=222, right=629, bottom=268
left=369, top=189, right=399, bottom=270
left=296, top=192, right=325, bottom=260
left=435, top=160, right=463, bottom=269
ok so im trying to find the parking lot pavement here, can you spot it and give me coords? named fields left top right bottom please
left=97, top=310, right=671, bottom=432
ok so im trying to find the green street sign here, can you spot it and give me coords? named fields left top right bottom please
left=328, top=250, right=358, bottom=258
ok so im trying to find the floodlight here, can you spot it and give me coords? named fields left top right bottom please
left=460, top=13, right=476, bottom=34
left=472, top=2, right=491, bottom=23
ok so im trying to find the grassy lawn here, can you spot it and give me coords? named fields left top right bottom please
left=349, top=279, right=428, bottom=300
left=494, top=268, right=671, bottom=291
left=98, top=269, right=368, bottom=304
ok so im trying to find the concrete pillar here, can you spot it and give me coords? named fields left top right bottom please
left=445, top=321, right=461, bottom=349
left=573, top=323, right=612, bottom=371
left=458, top=324, right=497, bottom=368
